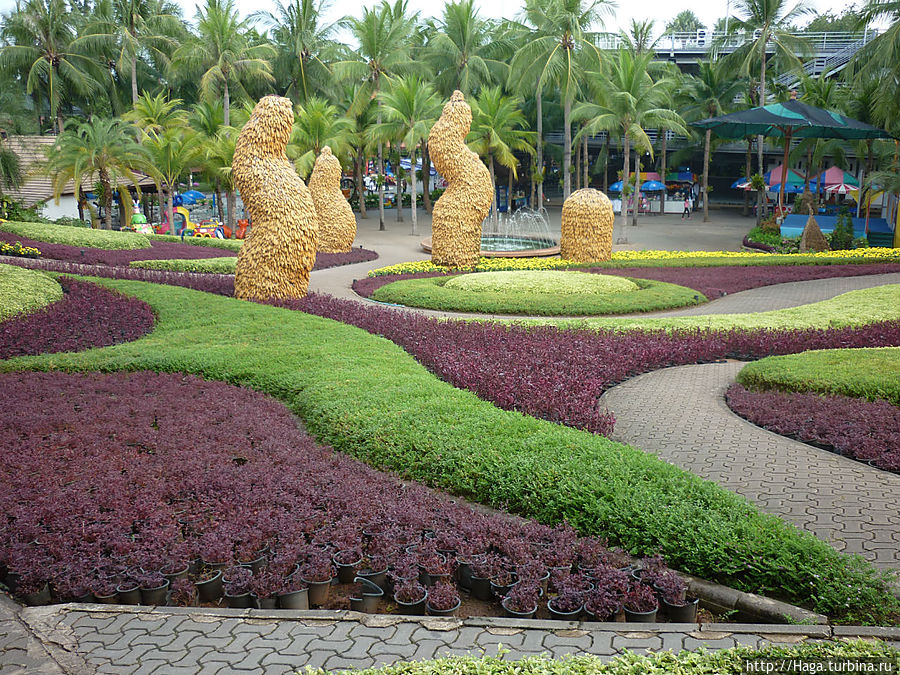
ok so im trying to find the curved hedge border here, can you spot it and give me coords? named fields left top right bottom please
left=149, top=233, right=243, bottom=251
left=371, top=274, right=706, bottom=316
left=737, top=348, right=900, bottom=405
left=0, top=264, right=62, bottom=321
left=130, top=247, right=378, bottom=273
left=0, top=220, right=151, bottom=250
left=2, top=277, right=895, bottom=623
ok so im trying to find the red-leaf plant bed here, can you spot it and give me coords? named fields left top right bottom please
left=352, top=263, right=900, bottom=302
left=286, top=294, right=900, bottom=436
left=0, top=278, right=155, bottom=359
left=726, top=384, right=900, bottom=473
left=1, top=370, right=686, bottom=619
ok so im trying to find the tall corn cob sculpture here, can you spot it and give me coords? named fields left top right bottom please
left=428, top=90, right=493, bottom=269
left=560, top=188, right=614, bottom=262
left=233, top=95, right=318, bottom=300
left=309, top=146, right=356, bottom=253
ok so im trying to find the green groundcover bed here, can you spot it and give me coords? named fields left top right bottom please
left=0, top=264, right=62, bottom=321
left=0, top=220, right=151, bottom=250
left=738, top=347, right=900, bottom=405
left=148, top=234, right=243, bottom=252
left=2, top=276, right=896, bottom=624
left=131, top=256, right=238, bottom=273
left=306, top=641, right=900, bottom=675
left=371, top=271, right=707, bottom=316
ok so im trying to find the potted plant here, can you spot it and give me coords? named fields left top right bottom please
left=199, top=533, right=232, bottom=571
left=632, top=554, right=667, bottom=586
left=356, top=555, right=389, bottom=592
left=18, top=575, right=51, bottom=607
left=547, top=586, right=584, bottom=620
left=194, top=567, right=224, bottom=603
left=169, top=577, right=197, bottom=607
left=654, top=572, right=699, bottom=622
left=161, top=559, right=190, bottom=584
left=417, top=550, right=451, bottom=587
left=393, top=579, right=427, bottom=615
left=589, top=566, right=630, bottom=597
left=249, top=569, right=282, bottom=609
left=136, top=570, right=169, bottom=606
left=92, top=578, right=119, bottom=605
left=501, top=582, right=540, bottom=619
left=469, top=554, right=501, bottom=601
left=299, top=551, right=334, bottom=608
left=623, top=583, right=658, bottom=622
left=349, top=576, right=384, bottom=614
left=116, top=575, right=141, bottom=606
left=223, top=566, right=254, bottom=608
left=278, top=575, right=309, bottom=610
left=584, top=588, right=621, bottom=622
left=516, top=560, right=549, bottom=595
left=333, top=548, right=363, bottom=584
left=489, top=569, right=517, bottom=599
left=576, top=537, right=611, bottom=575
left=425, top=582, right=460, bottom=617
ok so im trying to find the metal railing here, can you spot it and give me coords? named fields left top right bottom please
left=595, top=30, right=878, bottom=56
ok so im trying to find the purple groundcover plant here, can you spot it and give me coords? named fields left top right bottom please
left=353, top=264, right=900, bottom=302
left=726, top=384, right=900, bottom=473
left=0, top=371, right=664, bottom=608
left=0, top=278, right=155, bottom=359
left=313, top=248, right=378, bottom=271
left=281, top=294, right=900, bottom=436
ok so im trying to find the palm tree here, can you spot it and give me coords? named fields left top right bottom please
left=665, top=10, right=705, bottom=33
left=793, top=72, right=845, bottom=197
left=252, top=0, right=340, bottom=104
left=288, top=96, right=353, bottom=178
left=0, top=0, right=101, bottom=132
left=509, top=0, right=610, bottom=201
left=576, top=48, right=688, bottom=230
left=76, top=0, right=183, bottom=104
left=335, top=0, right=421, bottom=231
left=340, top=82, right=376, bottom=219
left=0, top=142, right=22, bottom=197
left=620, top=19, right=659, bottom=56
left=200, top=126, right=237, bottom=230
left=369, top=75, right=441, bottom=236
left=124, top=91, right=187, bottom=135
left=467, top=86, right=535, bottom=226
left=141, top=125, right=202, bottom=231
left=170, top=0, right=275, bottom=127
left=189, top=99, right=227, bottom=222
left=681, top=61, right=745, bottom=221
left=44, top=118, right=149, bottom=229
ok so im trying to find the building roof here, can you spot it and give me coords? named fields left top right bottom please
left=3, top=134, right=158, bottom=206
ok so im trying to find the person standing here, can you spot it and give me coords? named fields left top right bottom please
left=682, top=195, right=691, bottom=219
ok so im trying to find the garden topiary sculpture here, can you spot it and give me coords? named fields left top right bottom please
left=799, top=206, right=830, bottom=253
left=309, top=146, right=356, bottom=253
left=428, top=90, right=493, bottom=269
left=233, top=95, right=318, bottom=300
left=560, top=188, right=614, bottom=262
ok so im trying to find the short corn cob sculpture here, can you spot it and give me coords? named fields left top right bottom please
left=233, top=95, right=318, bottom=300
left=309, top=146, right=356, bottom=253
left=428, top=90, right=493, bottom=269
left=560, top=188, right=614, bottom=262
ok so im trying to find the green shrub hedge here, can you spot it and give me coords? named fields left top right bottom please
left=372, top=273, right=707, bottom=316
left=0, top=264, right=63, bottom=321
left=308, top=641, right=900, bottom=675
left=737, top=347, right=900, bottom=405
left=3, top=277, right=895, bottom=623
left=0, top=221, right=151, bottom=250
left=148, top=234, right=243, bottom=252
left=131, top=257, right=237, bottom=273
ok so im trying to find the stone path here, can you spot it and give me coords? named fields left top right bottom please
left=4, top=603, right=899, bottom=675
left=600, top=361, right=900, bottom=569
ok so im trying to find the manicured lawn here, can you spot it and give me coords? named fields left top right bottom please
left=371, top=271, right=705, bottom=316
left=0, top=264, right=62, bottom=321
left=2, top=276, right=895, bottom=622
left=130, top=248, right=378, bottom=273
left=0, top=220, right=151, bottom=250
left=737, top=347, right=900, bottom=404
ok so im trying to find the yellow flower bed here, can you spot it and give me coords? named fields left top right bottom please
left=369, top=248, right=900, bottom=276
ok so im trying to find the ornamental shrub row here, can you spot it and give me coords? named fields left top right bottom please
left=0, top=220, right=151, bottom=250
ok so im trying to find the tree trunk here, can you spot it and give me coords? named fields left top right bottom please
left=743, top=137, right=752, bottom=216
left=100, top=172, right=112, bottom=230
left=583, top=134, right=588, bottom=188
left=226, top=190, right=235, bottom=233
left=158, top=188, right=166, bottom=230
left=703, top=128, right=711, bottom=222
left=660, top=129, right=667, bottom=214
left=631, top=146, right=640, bottom=226
left=357, top=147, right=367, bottom=219
left=422, top=142, right=432, bottom=213
left=223, top=79, right=230, bottom=128
left=756, top=48, right=767, bottom=221
left=489, top=154, right=496, bottom=228
left=575, top=134, right=582, bottom=191
left=215, top=182, right=224, bottom=224
left=804, top=143, right=812, bottom=194
left=131, top=53, right=139, bottom=104
left=508, top=165, right=514, bottom=213
left=621, top=135, right=629, bottom=220
left=603, top=134, right=609, bottom=192
left=167, top=190, right=174, bottom=236
left=536, top=80, right=543, bottom=207
left=410, top=145, right=418, bottom=235
left=563, top=96, right=572, bottom=199
left=396, top=155, right=403, bottom=222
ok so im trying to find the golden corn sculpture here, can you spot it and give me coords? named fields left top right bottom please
left=309, top=146, right=356, bottom=253
left=560, top=188, right=615, bottom=262
left=428, top=90, right=493, bottom=269
left=233, top=95, right=318, bottom=300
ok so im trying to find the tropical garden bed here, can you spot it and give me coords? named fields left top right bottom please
left=0, top=264, right=62, bottom=321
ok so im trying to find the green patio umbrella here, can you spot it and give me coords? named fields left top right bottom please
left=692, top=97, right=892, bottom=212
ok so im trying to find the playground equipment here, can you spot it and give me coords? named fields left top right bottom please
left=156, top=205, right=236, bottom=239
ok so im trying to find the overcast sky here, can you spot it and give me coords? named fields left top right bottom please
left=0, top=0, right=864, bottom=34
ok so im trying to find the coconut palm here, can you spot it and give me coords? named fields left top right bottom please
left=509, top=0, right=610, bottom=201
left=334, top=0, right=422, bottom=230
left=252, top=0, right=340, bottom=104
left=681, top=60, right=745, bottom=221
left=76, top=0, right=183, bottom=104
left=141, top=125, right=202, bottom=231
left=288, top=96, right=354, bottom=178
left=200, top=126, right=238, bottom=230
left=170, top=0, right=275, bottom=127
left=576, top=49, right=688, bottom=230
left=369, top=75, right=441, bottom=236
left=189, top=100, right=227, bottom=222
left=341, top=83, right=376, bottom=219
left=467, top=86, right=535, bottom=226
left=124, top=91, right=188, bottom=135
left=44, top=118, right=150, bottom=230
left=0, top=0, right=102, bottom=132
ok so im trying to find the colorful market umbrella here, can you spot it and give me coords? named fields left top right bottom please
left=692, top=97, right=891, bottom=210
left=809, top=167, right=859, bottom=191
left=641, top=180, right=666, bottom=191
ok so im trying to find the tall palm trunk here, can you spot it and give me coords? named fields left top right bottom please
left=396, top=156, right=403, bottom=222
left=167, top=189, right=174, bottom=236
left=631, top=145, right=640, bottom=226
left=536, top=80, right=543, bottom=207
left=702, top=128, right=711, bottom=222
left=508, top=165, right=514, bottom=212
left=357, top=147, right=367, bottom=219
left=756, top=49, right=767, bottom=222
left=620, top=135, right=629, bottom=220
left=100, top=171, right=113, bottom=230
left=214, top=182, right=224, bottom=224
left=743, top=137, right=752, bottom=216
left=489, top=154, right=496, bottom=228
left=603, top=134, right=609, bottom=192
left=131, top=53, right=139, bottom=104
left=157, top=187, right=166, bottom=230
left=377, top=100, right=385, bottom=230
left=804, top=144, right=813, bottom=194
left=410, top=145, right=418, bottom=236
left=422, top=142, right=432, bottom=213
left=583, top=135, right=588, bottom=188
left=226, top=190, right=235, bottom=232
left=575, top=135, right=582, bottom=191
left=223, top=79, right=230, bottom=127
left=563, top=96, right=572, bottom=199
left=660, top=129, right=667, bottom=214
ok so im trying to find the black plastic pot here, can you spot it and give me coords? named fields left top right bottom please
left=393, top=592, right=427, bottom=615
left=357, top=567, right=388, bottom=592
left=140, top=580, right=170, bottom=606
left=349, top=577, right=383, bottom=614
left=255, top=596, right=278, bottom=609
left=225, top=591, right=253, bottom=608
left=490, top=576, right=517, bottom=599
left=278, top=588, right=309, bottom=610
left=76, top=592, right=95, bottom=604
left=583, top=604, right=621, bottom=622
left=195, top=570, right=223, bottom=603
left=162, top=564, right=190, bottom=584
left=427, top=597, right=460, bottom=617
left=94, top=591, right=119, bottom=605
left=469, top=575, right=492, bottom=601
left=301, top=577, right=332, bottom=608
left=501, top=598, right=537, bottom=619
left=333, top=552, right=362, bottom=584
left=661, top=596, right=699, bottom=622
left=116, top=583, right=141, bottom=605
left=239, top=555, right=267, bottom=575
left=623, top=606, right=658, bottom=622
left=547, top=598, right=583, bottom=620
left=419, top=569, right=451, bottom=587
left=22, top=583, right=51, bottom=606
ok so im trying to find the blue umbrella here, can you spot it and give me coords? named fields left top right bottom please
left=182, top=189, right=206, bottom=201
left=608, top=180, right=624, bottom=192
left=178, top=193, right=197, bottom=205
left=641, top=180, right=666, bottom=191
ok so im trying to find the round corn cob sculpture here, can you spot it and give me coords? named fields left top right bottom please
left=428, top=90, right=494, bottom=269
left=309, top=146, right=356, bottom=253
left=560, top=188, right=615, bottom=262
left=233, top=95, right=319, bottom=300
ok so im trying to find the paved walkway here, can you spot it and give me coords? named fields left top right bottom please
left=4, top=603, right=899, bottom=675
left=600, top=362, right=900, bottom=569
